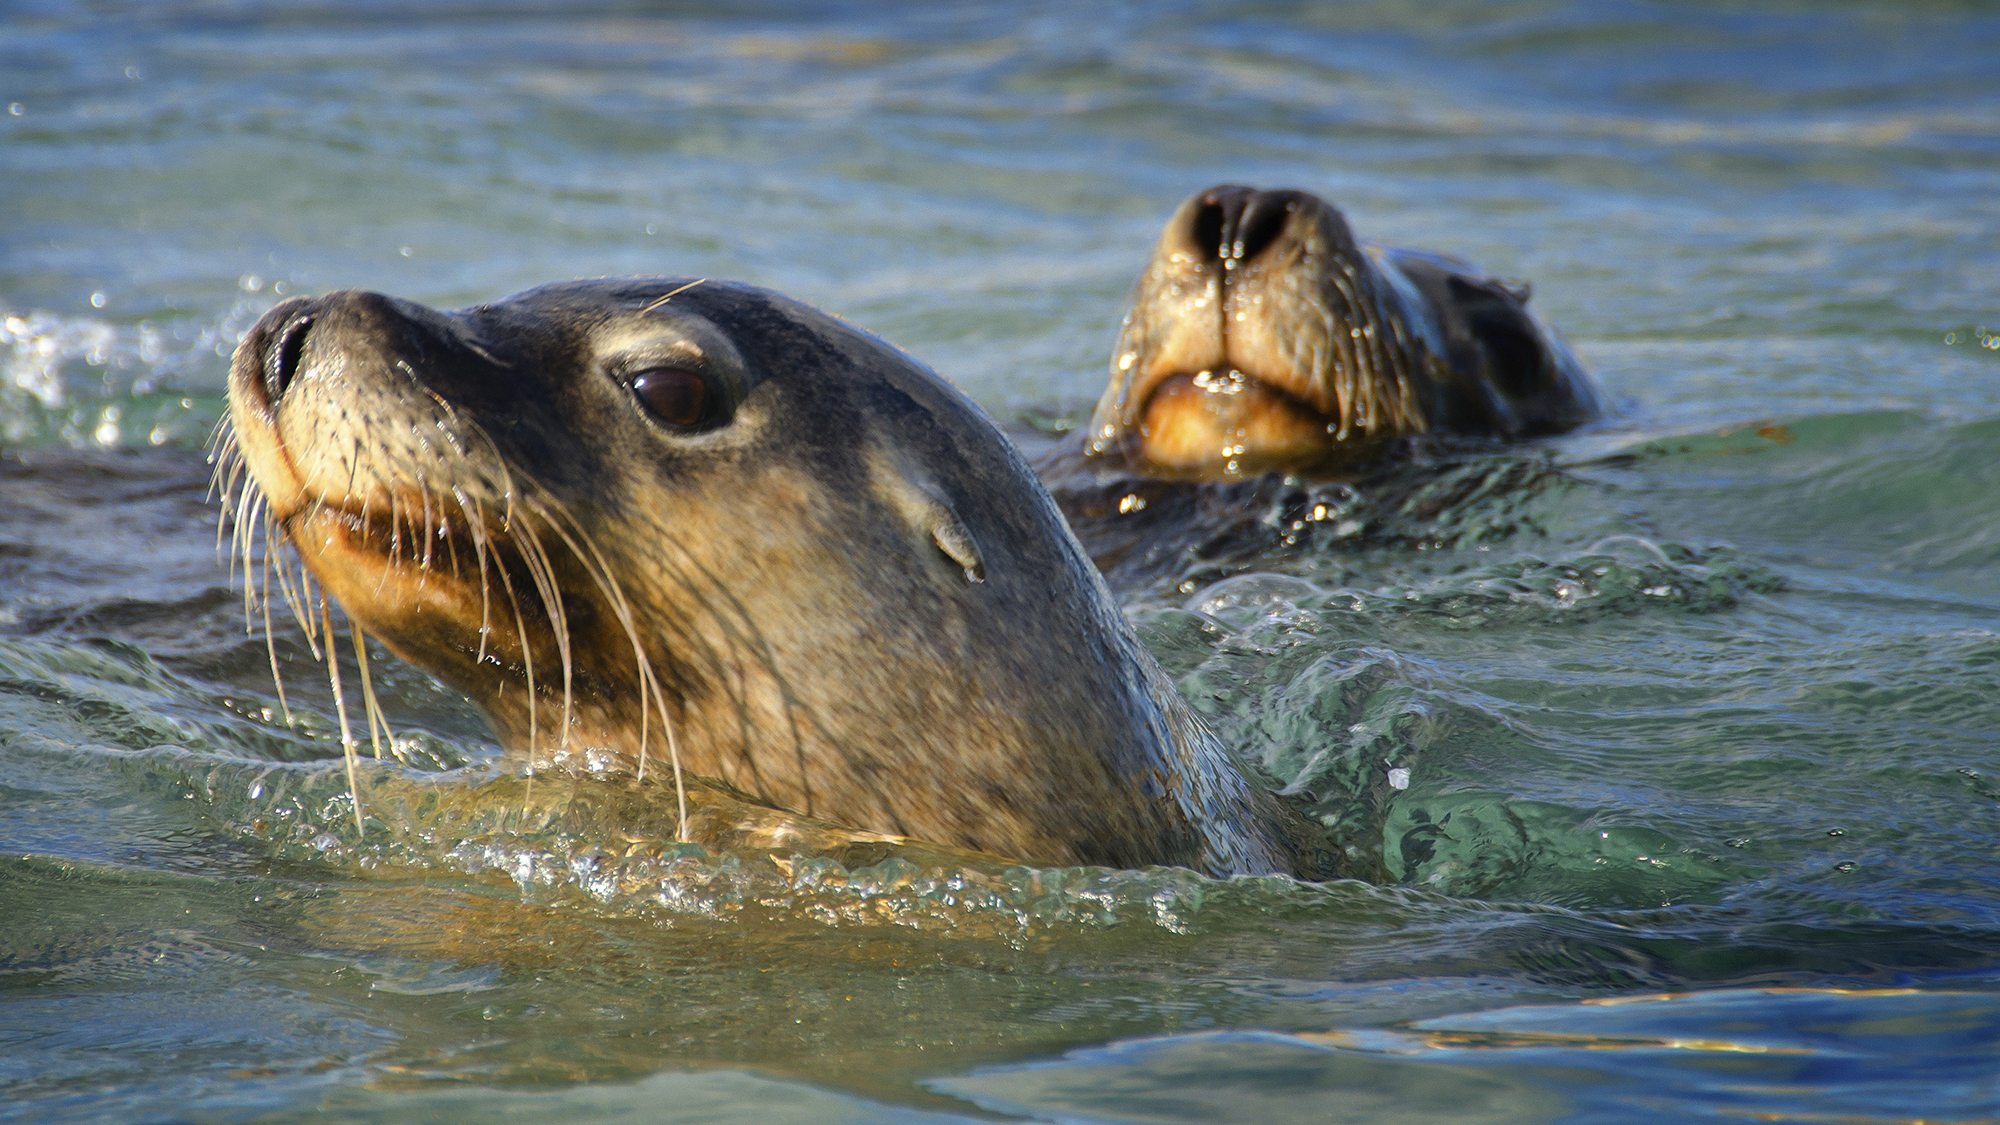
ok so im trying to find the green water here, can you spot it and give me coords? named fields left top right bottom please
left=5, top=2, right=2000, bottom=1121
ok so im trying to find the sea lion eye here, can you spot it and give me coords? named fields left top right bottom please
left=630, top=367, right=711, bottom=428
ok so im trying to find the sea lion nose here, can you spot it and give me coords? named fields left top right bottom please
left=1189, top=185, right=1302, bottom=269
left=242, top=290, right=443, bottom=408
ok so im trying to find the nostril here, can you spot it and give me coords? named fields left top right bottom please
left=1234, top=195, right=1292, bottom=264
left=1193, top=198, right=1228, bottom=262
left=265, top=314, right=314, bottom=402
left=1190, top=185, right=1254, bottom=262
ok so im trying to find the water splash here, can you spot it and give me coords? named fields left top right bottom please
left=0, top=297, right=271, bottom=448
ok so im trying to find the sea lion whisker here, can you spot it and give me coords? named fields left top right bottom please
left=441, top=503, right=464, bottom=583
left=1324, top=265, right=1370, bottom=437
left=1358, top=285, right=1401, bottom=430
left=217, top=453, right=246, bottom=578
left=456, top=490, right=496, bottom=665
left=319, top=593, right=365, bottom=835
left=205, top=427, right=241, bottom=501
left=259, top=529, right=294, bottom=728
left=351, top=620, right=391, bottom=761
left=1326, top=308, right=1357, bottom=440
left=645, top=655, right=687, bottom=842
left=509, top=508, right=574, bottom=750
left=268, top=517, right=310, bottom=644
left=342, top=435, right=364, bottom=507
left=233, top=483, right=260, bottom=627
left=203, top=410, right=235, bottom=467
left=211, top=440, right=246, bottom=555
left=417, top=486, right=436, bottom=579
left=484, top=517, right=539, bottom=760
left=416, top=465, right=455, bottom=582
left=640, top=277, right=707, bottom=314
left=391, top=486, right=410, bottom=571
left=292, top=551, right=325, bottom=662
left=241, top=493, right=271, bottom=639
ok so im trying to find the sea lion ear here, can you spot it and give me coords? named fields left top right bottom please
left=929, top=507, right=985, bottom=583
left=868, top=450, right=986, bottom=583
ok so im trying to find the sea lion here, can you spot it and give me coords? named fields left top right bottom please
left=1086, top=185, right=1605, bottom=477
left=221, top=278, right=1325, bottom=878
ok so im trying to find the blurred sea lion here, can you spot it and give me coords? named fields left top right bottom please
left=1085, top=185, right=1604, bottom=478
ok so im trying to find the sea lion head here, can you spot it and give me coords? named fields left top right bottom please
left=1087, top=185, right=1440, bottom=478
left=222, top=277, right=1301, bottom=874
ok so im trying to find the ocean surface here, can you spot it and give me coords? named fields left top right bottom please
left=5, top=1, right=2000, bottom=1121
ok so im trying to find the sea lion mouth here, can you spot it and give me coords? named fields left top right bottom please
left=1088, top=184, right=1430, bottom=478
left=1135, top=369, right=1341, bottom=475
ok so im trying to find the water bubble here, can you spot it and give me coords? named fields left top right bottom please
left=399, top=246, right=414, bottom=257
left=239, top=274, right=264, bottom=293
left=125, top=66, right=141, bottom=79
left=6, top=104, right=20, bottom=116
left=1585, top=534, right=1674, bottom=568
left=1186, top=572, right=1325, bottom=621
left=89, top=292, right=107, bottom=309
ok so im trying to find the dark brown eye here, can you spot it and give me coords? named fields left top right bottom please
left=630, top=367, right=710, bottom=428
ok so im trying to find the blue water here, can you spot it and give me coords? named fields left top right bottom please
left=4, top=2, right=2000, bottom=1122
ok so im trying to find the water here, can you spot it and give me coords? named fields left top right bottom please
left=5, top=1, right=2000, bottom=1121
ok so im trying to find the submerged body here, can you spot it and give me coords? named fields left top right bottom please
left=222, top=278, right=1324, bottom=878
left=1087, top=185, right=1605, bottom=478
